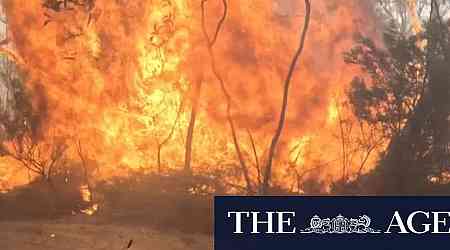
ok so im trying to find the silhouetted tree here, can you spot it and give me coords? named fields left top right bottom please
left=344, top=1, right=450, bottom=194
left=262, top=0, right=311, bottom=194
left=184, top=0, right=228, bottom=174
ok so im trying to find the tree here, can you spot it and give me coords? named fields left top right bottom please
left=375, top=0, right=450, bottom=35
left=157, top=97, right=184, bottom=174
left=184, top=80, right=201, bottom=173
left=183, top=0, right=229, bottom=174
left=0, top=54, right=68, bottom=186
left=345, top=31, right=425, bottom=140
left=200, top=0, right=254, bottom=194
left=344, top=1, right=450, bottom=194
left=262, top=0, right=311, bottom=195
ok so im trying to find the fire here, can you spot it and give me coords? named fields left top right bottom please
left=407, top=0, right=424, bottom=34
left=406, top=0, right=427, bottom=50
left=288, top=135, right=313, bottom=166
left=80, top=184, right=98, bottom=215
left=327, top=98, right=339, bottom=125
left=0, top=0, right=381, bottom=191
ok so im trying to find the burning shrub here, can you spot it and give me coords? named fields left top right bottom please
left=0, top=163, right=93, bottom=220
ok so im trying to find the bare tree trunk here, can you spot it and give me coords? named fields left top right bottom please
left=184, top=0, right=229, bottom=174
left=247, top=129, right=261, bottom=190
left=201, top=0, right=254, bottom=194
left=336, top=103, right=349, bottom=181
left=262, top=0, right=311, bottom=195
left=159, top=97, right=184, bottom=174
left=184, top=80, right=202, bottom=173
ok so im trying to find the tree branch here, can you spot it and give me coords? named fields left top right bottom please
left=201, top=0, right=254, bottom=194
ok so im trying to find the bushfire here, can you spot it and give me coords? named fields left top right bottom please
left=0, top=0, right=385, bottom=195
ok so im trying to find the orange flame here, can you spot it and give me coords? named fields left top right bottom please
left=407, top=0, right=423, bottom=34
left=1, top=0, right=381, bottom=191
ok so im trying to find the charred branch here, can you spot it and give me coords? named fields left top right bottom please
left=184, top=80, right=201, bottom=174
left=1, top=135, right=68, bottom=182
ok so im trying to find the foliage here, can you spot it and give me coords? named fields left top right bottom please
left=341, top=12, right=450, bottom=194
left=344, top=26, right=426, bottom=139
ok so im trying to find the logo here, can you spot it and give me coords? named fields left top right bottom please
left=300, top=214, right=381, bottom=234
left=216, top=197, right=450, bottom=250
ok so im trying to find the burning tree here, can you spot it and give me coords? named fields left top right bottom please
left=198, top=0, right=255, bottom=193
left=0, top=53, right=70, bottom=186
left=0, top=54, right=94, bottom=216
left=262, top=0, right=311, bottom=194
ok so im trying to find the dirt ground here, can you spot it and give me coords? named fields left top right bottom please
left=0, top=219, right=211, bottom=250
